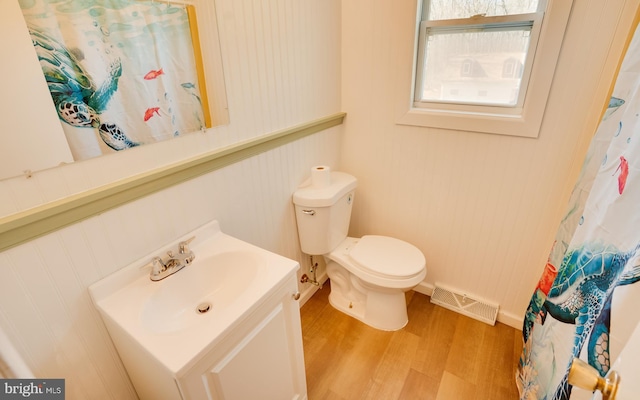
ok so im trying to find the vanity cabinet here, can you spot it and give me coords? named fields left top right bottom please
left=89, top=220, right=307, bottom=400
left=175, top=274, right=307, bottom=400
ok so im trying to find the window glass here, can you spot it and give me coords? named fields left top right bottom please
left=426, top=0, right=540, bottom=20
left=418, top=26, right=532, bottom=106
left=415, top=0, right=545, bottom=109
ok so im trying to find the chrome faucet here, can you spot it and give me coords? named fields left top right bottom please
left=149, top=236, right=196, bottom=281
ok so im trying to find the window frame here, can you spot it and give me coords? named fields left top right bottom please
left=396, top=0, right=574, bottom=138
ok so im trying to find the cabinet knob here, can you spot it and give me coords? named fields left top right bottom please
left=292, top=292, right=301, bottom=301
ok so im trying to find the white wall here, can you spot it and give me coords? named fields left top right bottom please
left=340, top=0, right=639, bottom=326
left=0, top=0, right=341, bottom=398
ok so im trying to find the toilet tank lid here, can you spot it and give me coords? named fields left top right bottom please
left=293, top=171, right=357, bottom=207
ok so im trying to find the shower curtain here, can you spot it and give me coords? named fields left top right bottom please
left=516, top=22, right=640, bottom=400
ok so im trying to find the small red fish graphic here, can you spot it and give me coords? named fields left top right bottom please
left=144, top=107, right=161, bottom=122
left=613, top=155, right=629, bottom=194
left=144, top=68, right=164, bottom=80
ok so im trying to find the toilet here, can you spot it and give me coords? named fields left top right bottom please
left=293, top=169, right=427, bottom=331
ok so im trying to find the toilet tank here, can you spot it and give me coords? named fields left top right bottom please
left=293, top=172, right=357, bottom=255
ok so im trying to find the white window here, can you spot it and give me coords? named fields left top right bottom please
left=396, top=0, right=573, bottom=138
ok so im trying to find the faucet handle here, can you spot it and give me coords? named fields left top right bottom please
left=179, top=236, right=196, bottom=254
left=151, top=256, right=166, bottom=275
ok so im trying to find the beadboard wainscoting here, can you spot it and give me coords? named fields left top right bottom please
left=0, top=131, right=342, bottom=398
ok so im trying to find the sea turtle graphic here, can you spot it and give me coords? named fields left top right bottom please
left=29, top=28, right=138, bottom=151
left=542, top=242, right=640, bottom=400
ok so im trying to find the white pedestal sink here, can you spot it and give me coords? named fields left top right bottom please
left=89, top=220, right=307, bottom=400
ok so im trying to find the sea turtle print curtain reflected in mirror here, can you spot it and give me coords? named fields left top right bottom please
left=19, top=0, right=207, bottom=161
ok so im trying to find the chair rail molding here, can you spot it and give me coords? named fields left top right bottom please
left=0, top=112, right=346, bottom=252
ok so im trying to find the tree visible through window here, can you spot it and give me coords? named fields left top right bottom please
left=415, top=0, right=544, bottom=108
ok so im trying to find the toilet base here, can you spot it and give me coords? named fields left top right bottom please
left=326, top=261, right=409, bottom=331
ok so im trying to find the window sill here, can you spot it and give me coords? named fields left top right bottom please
left=396, top=106, right=540, bottom=138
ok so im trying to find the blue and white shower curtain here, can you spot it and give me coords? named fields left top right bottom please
left=517, top=23, right=640, bottom=400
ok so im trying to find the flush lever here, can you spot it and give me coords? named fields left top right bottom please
left=302, top=210, right=316, bottom=216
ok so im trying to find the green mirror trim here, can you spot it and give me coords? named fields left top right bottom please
left=0, top=112, right=345, bottom=252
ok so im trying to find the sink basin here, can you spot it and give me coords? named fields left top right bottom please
left=89, top=220, right=299, bottom=375
left=141, top=250, right=266, bottom=334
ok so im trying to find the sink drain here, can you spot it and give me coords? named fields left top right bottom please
left=196, top=302, right=212, bottom=314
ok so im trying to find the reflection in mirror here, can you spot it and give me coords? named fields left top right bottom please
left=20, top=0, right=211, bottom=160
left=0, top=0, right=228, bottom=180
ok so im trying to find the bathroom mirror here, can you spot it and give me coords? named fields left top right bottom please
left=0, top=0, right=228, bottom=181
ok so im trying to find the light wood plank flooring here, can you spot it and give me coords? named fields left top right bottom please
left=300, top=282, right=523, bottom=400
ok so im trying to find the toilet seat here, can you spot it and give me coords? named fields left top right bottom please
left=349, top=235, right=425, bottom=280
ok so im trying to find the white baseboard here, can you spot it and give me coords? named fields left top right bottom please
left=497, top=310, right=524, bottom=331
left=413, top=281, right=435, bottom=297
left=299, top=277, right=524, bottom=331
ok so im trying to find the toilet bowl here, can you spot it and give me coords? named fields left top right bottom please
left=293, top=167, right=427, bottom=331
left=325, top=236, right=426, bottom=330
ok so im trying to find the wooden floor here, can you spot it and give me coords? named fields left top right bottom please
left=300, top=282, right=523, bottom=400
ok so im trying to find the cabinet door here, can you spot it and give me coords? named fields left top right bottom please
left=204, top=303, right=300, bottom=400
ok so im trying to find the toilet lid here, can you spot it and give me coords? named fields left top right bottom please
left=349, top=235, right=425, bottom=279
